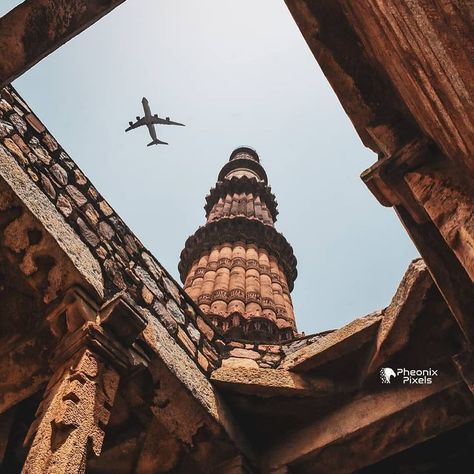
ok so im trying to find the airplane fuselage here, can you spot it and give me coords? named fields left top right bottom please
left=142, top=97, right=158, bottom=142
left=142, top=97, right=152, bottom=121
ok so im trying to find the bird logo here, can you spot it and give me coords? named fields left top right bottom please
left=380, top=367, right=397, bottom=384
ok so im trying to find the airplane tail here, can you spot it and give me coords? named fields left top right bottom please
left=147, top=139, right=168, bottom=146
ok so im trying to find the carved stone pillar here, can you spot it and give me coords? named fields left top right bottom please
left=22, top=344, right=119, bottom=474
left=22, top=289, right=147, bottom=474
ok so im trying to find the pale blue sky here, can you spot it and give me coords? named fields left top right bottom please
left=3, top=0, right=418, bottom=334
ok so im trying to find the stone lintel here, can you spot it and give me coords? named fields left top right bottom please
left=262, top=374, right=474, bottom=473
left=0, top=0, right=126, bottom=87
left=280, top=313, right=381, bottom=372
left=211, top=367, right=338, bottom=398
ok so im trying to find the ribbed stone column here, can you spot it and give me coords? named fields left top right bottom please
left=179, top=147, right=298, bottom=342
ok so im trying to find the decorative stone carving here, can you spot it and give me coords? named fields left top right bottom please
left=22, top=346, right=119, bottom=474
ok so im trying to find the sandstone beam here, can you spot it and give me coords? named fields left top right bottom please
left=341, top=0, right=474, bottom=175
left=362, top=142, right=474, bottom=346
left=284, top=0, right=474, bottom=174
left=0, top=0, right=126, bottom=88
left=280, top=312, right=381, bottom=372
left=211, top=367, right=337, bottom=398
left=262, top=372, right=474, bottom=473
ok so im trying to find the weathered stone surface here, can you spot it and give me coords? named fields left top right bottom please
left=99, top=200, right=114, bottom=216
left=134, top=265, right=164, bottom=300
left=281, top=312, right=381, bottom=371
left=166, top=299, right=185, bottom=325
left=367, top=259, right=433, bottom=374
left=9, top=113, right=27, bottom=135
left=98, top=220, right=114, bottom=240
left=197, top=316, right=214, bottom=341
left=0, top=120, right=14, bottom=138
left=42, top=133, right=58, bottom=152
left=3, top=137, right=26, bottom=164
left=221, top=357, right=259, bottom=369
left=141, top=285, right=154, bottom=305
left=23, top=349, right=120, bottom=474
left=211, top=367, right=335, bottom=398
left=229, top=348, right=260, bottom=360
left=76, top=217, right=100, bottom=247
left=29, top=137, right=50, bottom=164
left=50, top=164, right=68, bottom=185
left=84, top=204, right=100, bottom=226
left=66, top=185, right=87, bottom=207
left=56, top=194, right=73, bottom=217
left=25, top=113, right=45, bottom=134
left=262, top=374, right=473, bottom=473
left=197, top=351, right=209, bottom=372
left=0, top=145, right=103, bottom=296
left=40, top=174, right=55, bottom=199
left=152, top=300, right=178, bottom=335
left=177, top=327, right=196, bottom=356
left=186, top=322, right=201, bottom=345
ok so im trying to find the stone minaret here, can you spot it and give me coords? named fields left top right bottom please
left=179, top=147, right=297, bottom=342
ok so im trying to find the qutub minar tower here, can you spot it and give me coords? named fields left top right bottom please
left=179, top=147, right=298, bottom=342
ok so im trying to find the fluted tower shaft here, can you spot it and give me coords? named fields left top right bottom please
left=179, top=147, right=297, bottom=342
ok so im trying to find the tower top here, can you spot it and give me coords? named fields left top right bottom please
left=218, top=146, right=268, bottom=183
left=229, top=146, right=260, bottom=163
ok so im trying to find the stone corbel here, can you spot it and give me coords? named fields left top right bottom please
left=22, top=288, right=148, bottom=474
left=361, top=137, right=438, bottom=224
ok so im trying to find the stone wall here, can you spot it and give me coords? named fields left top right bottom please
left=0, top=85, right=220, bottom=374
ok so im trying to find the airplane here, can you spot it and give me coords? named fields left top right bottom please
left=125, top=97, right=185, bottom=146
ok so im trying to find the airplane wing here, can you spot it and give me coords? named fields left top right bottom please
left=150, top=116, right=185, bottom=127
left=125, top=116, right=147, bottom=131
